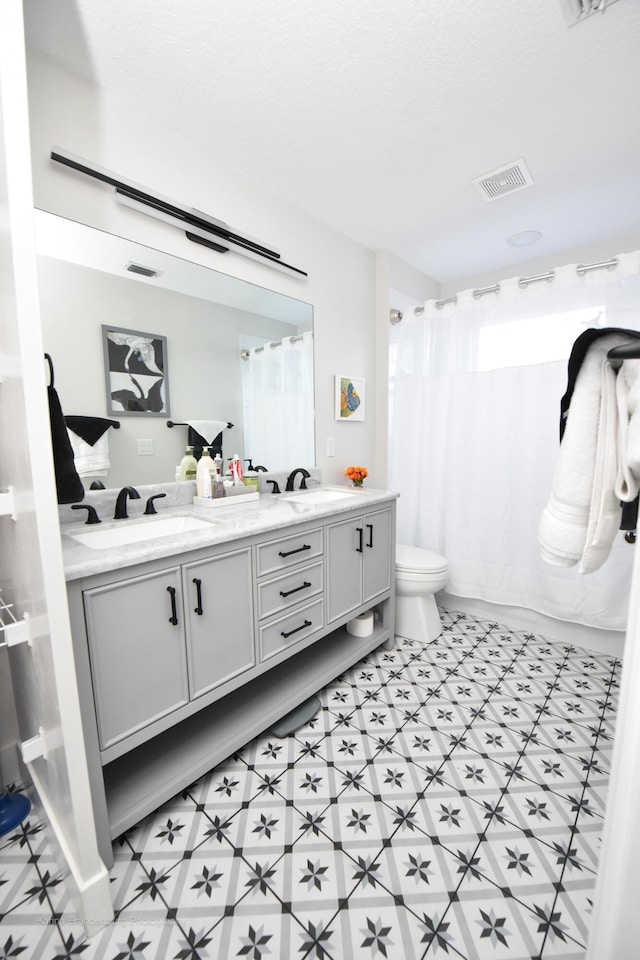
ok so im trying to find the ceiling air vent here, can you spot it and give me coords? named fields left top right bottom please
left=124, top=261, right=160, bottom=278
left=472, top=159, right=534, bottom=203
left=560, top=0, right=620, bottom=26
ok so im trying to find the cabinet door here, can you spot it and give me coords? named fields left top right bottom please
left=84, top=568, right=189, bottom=749
left=183, top=548, right=255, bottom=699
left=363, top=508, right=392, bottom=602
left=326, top=516, right=364, bottom=623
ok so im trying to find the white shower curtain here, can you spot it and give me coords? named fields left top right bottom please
left=389, top=255, right=640, bottom=630
left=241, top=331, right=314, bottom=471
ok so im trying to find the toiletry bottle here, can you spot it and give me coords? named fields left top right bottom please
left=179, top=445, right=198, bottom=481
left=214, top=453, right=223, bottom=477
left=212, top=474, right=226, bottom=499
left=196, top=447, right=214, bottom=498
left=230, top=454, right=244, bottom=486
left=243, top=470, right=259, bottom=489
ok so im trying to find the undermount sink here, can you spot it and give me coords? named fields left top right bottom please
left=69, top=514, right=218, bottom=550
left=286, top=488, right=357, bottom=505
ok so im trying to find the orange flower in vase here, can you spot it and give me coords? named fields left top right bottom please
left=345, top=465, right=368, bottom=487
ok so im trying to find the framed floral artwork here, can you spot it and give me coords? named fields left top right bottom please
left=335, top=375, right=365, bottom=421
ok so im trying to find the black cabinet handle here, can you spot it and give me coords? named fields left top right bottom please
left=279, top=580, right=311, bottom=598
left=281, top=619, right=312, bottom=639
left=278, top=544, right=311, bottom=558
left=366, top=523, right=374, bottom=548
left=356, top=527, right=363, bottom=553
left=167, top=586, right=178, bottom=625
left=193, top=578, right=203, bottom=615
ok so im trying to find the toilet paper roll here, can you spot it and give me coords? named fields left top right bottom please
left=346, top=610, right=374, bottom=637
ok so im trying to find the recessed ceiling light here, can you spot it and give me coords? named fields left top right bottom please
left=507, top=230, right=542, bottom=248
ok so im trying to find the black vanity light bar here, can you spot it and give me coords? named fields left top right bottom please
left=50, top=148, right=308, bottom=278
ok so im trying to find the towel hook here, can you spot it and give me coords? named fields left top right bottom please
left=44, top=353, right=54, bottom=388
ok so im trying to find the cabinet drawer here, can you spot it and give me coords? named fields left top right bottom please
left=256, top=527, right=323, bottom=577
left=260, top=598, right=324, bottom=661
left=258, top=561, right=323, bottom=621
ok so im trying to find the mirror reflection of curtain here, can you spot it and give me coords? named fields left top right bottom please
left=389, top=254, right=640, bottom=631
left=241, top=331, right=314, bottom=471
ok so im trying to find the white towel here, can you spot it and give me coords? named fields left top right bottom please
left=579, top=356, right=621, bottom=573
left=67, top=428, right=110, bottom=477
left=186, top=420, right=228, bottom=444
left=614, top=357, right=640, bottom=502
left=538, top=333, right=628, bottom=571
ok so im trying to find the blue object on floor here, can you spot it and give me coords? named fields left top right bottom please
left=0, top=790, right=31, bottom=835
left=270, top=695, right=321, bottom=736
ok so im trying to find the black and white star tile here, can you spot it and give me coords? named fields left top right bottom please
left=0, top=607, right=620, bottom=959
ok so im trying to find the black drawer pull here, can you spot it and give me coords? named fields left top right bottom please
left=281, top=619, right=312, bottom=639
left=356, top=527, right=363, bottom=553
left=193, top=577, right=203, bottom=616
left=280, top=580, right=311, bottom=598
left=278, top=543, right=311, bottom=558
left=366, top=523, right=374, bottom=548
left=167, top=585, right=178, bottom=626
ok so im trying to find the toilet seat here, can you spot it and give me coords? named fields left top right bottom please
left=396, top=544, right=448, bottom=576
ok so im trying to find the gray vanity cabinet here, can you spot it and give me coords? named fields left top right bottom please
left=83, top=567, right=190, bottom=750
left=182, top=547, right=254, bottom=699
left=66, top=493, right=396, bottom=869
left=326, top=507, right=393, bottom=623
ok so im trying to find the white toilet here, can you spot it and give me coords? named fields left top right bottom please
left=395, top=544, right=448, bottom=642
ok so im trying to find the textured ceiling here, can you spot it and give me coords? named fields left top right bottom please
left=24, top=0, right=640, bottom=283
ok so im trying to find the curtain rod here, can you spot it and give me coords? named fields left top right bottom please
left=410, top=256, right=620, bottom=316
left=240, top=334, right=306, bottom=359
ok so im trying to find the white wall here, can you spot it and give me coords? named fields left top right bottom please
left=26, top=52, right=379, bottom=487
left=374, top=252, right=440, bottom=486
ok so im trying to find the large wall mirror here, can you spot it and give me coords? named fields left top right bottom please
left=34, top=210, right=315, bottom=493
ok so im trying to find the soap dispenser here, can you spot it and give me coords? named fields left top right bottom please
left=179, top=445, right=198, bottom=481
left=196, top=447, right=214, bottom=498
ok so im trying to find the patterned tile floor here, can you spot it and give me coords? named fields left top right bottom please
left=0, top=607, right=620, bottom=960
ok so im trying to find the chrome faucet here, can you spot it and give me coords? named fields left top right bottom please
left=285, top=468, right=311, bottom=492
left=114, top=485, right=140, bottom=519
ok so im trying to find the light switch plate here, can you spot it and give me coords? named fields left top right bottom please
left=326, top=436, right=336, bottom=457
left=137, top=439, right=154, bottom=455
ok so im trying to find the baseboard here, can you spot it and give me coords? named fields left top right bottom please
left=440, top=592, right=625, bottom=659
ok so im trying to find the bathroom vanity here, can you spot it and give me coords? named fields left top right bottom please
left=61, top=485, right=397, bottom=867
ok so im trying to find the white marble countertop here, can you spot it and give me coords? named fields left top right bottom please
left=61, top=485, right=398, bottom=581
